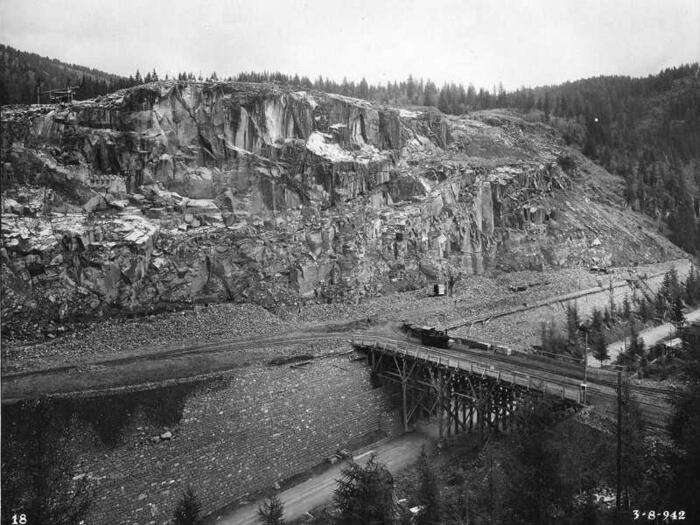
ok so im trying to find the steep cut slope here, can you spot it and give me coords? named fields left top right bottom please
left=0, top=81, right=685, bottom=339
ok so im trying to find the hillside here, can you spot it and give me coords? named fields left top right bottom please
left=1, top=45, right=697, bottom=255
left=508, top=66, right=700, bottom=254
left=234, top=66, right=700, bottom=255
left=0, top=43, right=139, bottom=105
left=0, top=80, right=687, bottom=341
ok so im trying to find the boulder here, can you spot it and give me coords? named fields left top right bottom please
left=83, top=194, right=107, bottom=213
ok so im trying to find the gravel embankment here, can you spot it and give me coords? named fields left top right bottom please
left=2, top=260, right=687, bottom=374
left=2, top=303, right=291, bottom=373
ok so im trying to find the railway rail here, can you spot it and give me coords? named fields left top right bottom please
left=2, top=320, right=678, bottom=437
left=366, top=331, right=674, bottom=432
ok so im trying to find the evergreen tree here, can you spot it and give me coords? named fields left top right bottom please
left=258, top=494, right=285, bottom=525
left=541, top=320, right=567, bottom=355
left=603, top=307, right=612, bottom=327
left=671, top=295, right=686, bottom=334
left=497, top=82, right=507, bottom=106
left=685, top=267, right=700, bottom=305
left=638, top=297, right=651, bottom=322
left=609, top=280, right=616, bottom=319
left=502, top=400, right=561, bottom=525
left=620, top=322, right=645, bottom=367
left=654, top=291, right=667, bottom=320
left=406, top=75, right=416, bottom=104
left=334, top=456, right=396, bottom=524
left=622, top=295, right=632, bottom=320
left=415, top=446, right=441, bottom=524
left=423, top=81, right=438, bottom=107
left=590, top=309, right=609, bottom=365
left=173, top=486, right=201, bottom=525
left=668, top=329, right=700, bottom=518
left=543, top=91, right=551, bottom=120
left=669, top=182, right=699, bottom=254
left=358, top=77, right=369, bottom=99
left=566, top=303, right=581, bottom=343
left=1, top=401, right=93, bottom=525
left=629, top=323, right=645, bottom=359
left=662, top=268, right=681, bottom=303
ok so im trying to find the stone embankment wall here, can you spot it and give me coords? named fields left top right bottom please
left=3, top=352, right=400, bottom=525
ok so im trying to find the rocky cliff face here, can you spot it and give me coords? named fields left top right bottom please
left=0, top=81, right=684, bottom=338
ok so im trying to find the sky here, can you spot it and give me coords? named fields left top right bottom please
left=0, top=0, right=698, bottom=90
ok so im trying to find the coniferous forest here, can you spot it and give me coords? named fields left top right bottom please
left=1, top=43, right=698, bottom=253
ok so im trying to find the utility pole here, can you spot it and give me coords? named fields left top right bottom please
left=616, top=370, right=622, bottom=516
left=582, top=331, right=588, bottom=404
left=489, top=447, right=494, bottom=524
left=464, top=485, right=470, bottom=525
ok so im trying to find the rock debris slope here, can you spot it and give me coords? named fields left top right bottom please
left=0, top=81, right=683, bottom=338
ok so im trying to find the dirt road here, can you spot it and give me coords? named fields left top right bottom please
left=213, top=431, right=432, bottom=525
left=589, top=308, right=700, bottom=368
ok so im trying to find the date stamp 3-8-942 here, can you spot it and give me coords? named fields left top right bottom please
left=633, top=510, right=686, bottom=521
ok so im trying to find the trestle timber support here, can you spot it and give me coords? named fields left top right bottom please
left=359, top=341, right=579, bottom=443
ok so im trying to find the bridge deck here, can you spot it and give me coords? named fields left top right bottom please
left=353, top=337, right=584, bottom=404
left=353, top=336, right=672, bottom=433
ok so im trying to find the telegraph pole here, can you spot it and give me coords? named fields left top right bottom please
left=616, top=370, right=622, bottom=515
left=582, top=332, right=588, bottom=403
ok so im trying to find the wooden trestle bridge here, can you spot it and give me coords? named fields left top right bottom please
left=352, top=338, right=586, bottom=442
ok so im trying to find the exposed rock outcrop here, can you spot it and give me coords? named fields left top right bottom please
left=0, top=81, right=684, bottom=338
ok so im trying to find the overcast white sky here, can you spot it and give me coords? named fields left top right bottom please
left=1, top=0, right=698, bottom=89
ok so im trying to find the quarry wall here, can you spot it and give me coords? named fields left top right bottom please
left=2, top=82, right=687, bottom=340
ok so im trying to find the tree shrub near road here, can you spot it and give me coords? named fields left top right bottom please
left=617, top=323, right=645, bottom=368
left=174, top=486, right=202, bottom=525
left=333, top=456, right=398, bottom=524
left=258, top=494, right=285, bottom=525
left=667, top=327, right=700, bottom=521
left=671, top=296, right=686, bottom=334
left=415, top=446, right=442, bottom=525
left=501, top=401, right=562, bottom=524
left=590, top=308, right=609, bottom=364
left=1, top=400, right=93, bottom=525
left=541, top=320, right=568, bottom=356
left=541, top=268, right=700, bottom=371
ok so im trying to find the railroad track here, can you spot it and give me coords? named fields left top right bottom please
left=2, top=331, right=360, bottom=380
left=3, top=322, right=679, bottom=435
left=361, top=335, right=674, bottom=432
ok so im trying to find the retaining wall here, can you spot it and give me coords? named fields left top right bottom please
left=3, top=353, right=400, bottom=525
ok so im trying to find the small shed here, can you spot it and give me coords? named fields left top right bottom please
left=433, top=283, right=446, bottom=296
left=662, top=338, right=683, bottom=356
